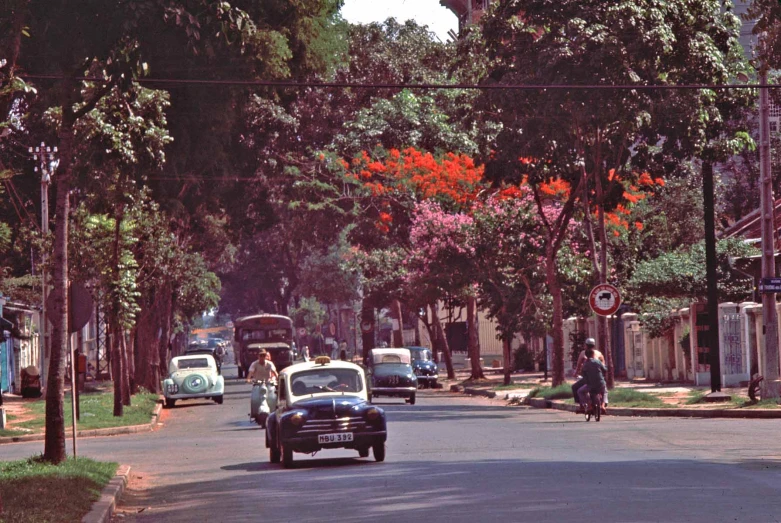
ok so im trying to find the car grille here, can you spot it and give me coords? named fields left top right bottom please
left=296, top=416, right=369, bottom=435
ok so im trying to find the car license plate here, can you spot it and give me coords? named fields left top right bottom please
left=318, top=432, right=353, bottom=444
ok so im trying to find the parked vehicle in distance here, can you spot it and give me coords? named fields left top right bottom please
left=186, top=341, right=225, bottom=374
left=162, top=354, right=224, bottom=408
left=406, top=346, right=438, bottom=389
left=266, top=356, right=387, bottom=468
left=367, top=348, right=417, bottom=404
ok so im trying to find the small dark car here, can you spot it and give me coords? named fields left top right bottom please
left=186, top=341, right=224, bottom=374
left=367, top=348, right=418, bottom=404
left=406, top=346, right=438, bottom=389
left=266, top=357, right=387, bottom=468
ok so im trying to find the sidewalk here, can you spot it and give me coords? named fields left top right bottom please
left=439, top=369, right=781, bottom=418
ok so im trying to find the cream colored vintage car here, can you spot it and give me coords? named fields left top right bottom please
left=162, top=354, right=225, bottom=408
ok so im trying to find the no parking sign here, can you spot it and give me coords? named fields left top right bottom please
left=589, top=284, right=621, bottom=317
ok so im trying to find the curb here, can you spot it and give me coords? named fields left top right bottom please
left=0, top=396, right=164, bottom=445
left=463, top=387, right=497, bottom=399
left=82, top=464, right=130, bottom=523
left=522, top=396, right=781, bottom=419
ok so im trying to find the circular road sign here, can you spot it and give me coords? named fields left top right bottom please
left=297, top=327, right=307, bottom=337
left=589, top=284, right=621, bottom=317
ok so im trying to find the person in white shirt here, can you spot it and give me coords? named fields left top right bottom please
left=246, top=350, right=278, bottom=383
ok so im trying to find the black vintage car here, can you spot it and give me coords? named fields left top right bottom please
left=407, top=346, right=439, bottom=388
left=185, top=342, right=225, bottom=374
left=266, top=357, right=387, bottom=468
left=367, top=348, right=418, bottom=404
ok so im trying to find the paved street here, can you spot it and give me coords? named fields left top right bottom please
left=3, top=363, right=781, bottom=522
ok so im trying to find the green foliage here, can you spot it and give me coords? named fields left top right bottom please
left=628, top=237, right=758, bottom=305
left=526, top=384, right=573, bottom=400
left=289, top=296, right=328, bottom=333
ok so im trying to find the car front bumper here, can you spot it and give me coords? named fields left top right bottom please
left=371, top=386, right=416, bottom=397
left=283, top=430, right=387, bottom=453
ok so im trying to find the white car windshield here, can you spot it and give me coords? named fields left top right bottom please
left=290, top=369, right=363, bottom=396
left=178, top=358, right=210, bottom=369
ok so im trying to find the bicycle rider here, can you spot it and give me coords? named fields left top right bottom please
left=572, top=338, right=608, bottom=413
left=577, top=346, right=607, bottom=414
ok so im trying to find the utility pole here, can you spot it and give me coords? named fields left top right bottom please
left=758, top=50, right=780, bottom=399
left=29, top=142, right=57, bottom=385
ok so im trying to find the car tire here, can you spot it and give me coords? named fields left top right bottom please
left=358, top=448, right=370, bottom=458
left=367, top=392, right=372, bottom=403
left=213, top=395, right=223, bottom=405
left=269, top=444, right=281, bottom=464
left=406, top=393, right=416, bottom=405
left=282, top=443, right=294, bottom=469
left=373, top=442, right=385, bottom=462
left=164, top=398, right=176, bottom=408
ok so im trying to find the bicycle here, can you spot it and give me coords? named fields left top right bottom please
left=584, top=390, right=603, bottom=422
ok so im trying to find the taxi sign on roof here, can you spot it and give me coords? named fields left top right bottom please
left=589, top=284, right=621, bottom=317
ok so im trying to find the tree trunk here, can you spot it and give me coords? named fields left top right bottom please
left=120, top=330, right=131, bottom=406
left=430, top=302, right=454, bottom=379
left=466, top=295, right=484, bottom=380
left=360, top=303, right=374, bottom=364
left=109, top=322, right=122, bottom=416
left=502, top=337, right=512, bottom=386
left=43, top=88, right=78, bottom=463
left=391, top=299, right=404, bottom=347
left=547, top=250, right=565, bottom=387
left=419, top=313, right=438, bottom=363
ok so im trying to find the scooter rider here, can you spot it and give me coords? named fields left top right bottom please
left=246, top=350, right=278, bottom=384
left=572, top=338, right=608, bottom=413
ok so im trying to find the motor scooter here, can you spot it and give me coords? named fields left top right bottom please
left=250, top=380, right=278, bottom=428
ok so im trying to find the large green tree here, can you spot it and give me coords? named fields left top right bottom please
left=480, top=0, right=750, bottom=386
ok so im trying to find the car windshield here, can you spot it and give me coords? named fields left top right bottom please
left=410, top=350, right=431, bottom=362
left=290, top=368, right=363, bottom=396
left=178, top=358, right=210, bottom=369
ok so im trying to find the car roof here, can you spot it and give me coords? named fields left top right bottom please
left=279, top=359, right=363, bottom=379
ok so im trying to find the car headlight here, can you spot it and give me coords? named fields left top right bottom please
left=365, top=407, right=381, bottom=421
left=290, top=412, right=306, bottom=426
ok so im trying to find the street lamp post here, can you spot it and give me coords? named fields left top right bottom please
left=28, top=142, right=57, bottom=385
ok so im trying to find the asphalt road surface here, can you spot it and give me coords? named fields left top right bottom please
left=3, top=362, right=781, bottom=522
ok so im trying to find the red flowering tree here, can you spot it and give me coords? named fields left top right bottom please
left=342, top=147, right=485, bottom=376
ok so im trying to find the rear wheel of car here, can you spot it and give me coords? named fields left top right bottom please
left=406, top=393, right=416, bottom=405
left=372, top=442, right=385, bottom=462
left=358, top=448, right=370, bottom=458
left=213, top=395, right=223, bottom=405
left=282, top=443, right=294, bottom=468
left=164, top=398, right=176, bottom=408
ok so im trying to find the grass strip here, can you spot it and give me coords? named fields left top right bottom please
left=608, top=388, right=670, bottom=408
left=0, top=456, right=117, bottom=523
left=11, top=390, right=158, bottom=433
left=527, top=384, right=572, bottom=400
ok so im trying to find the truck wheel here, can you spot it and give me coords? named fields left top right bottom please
left=164, top=398, right=176, bottom=408
left=213, top=395, right=223, bottom=405
left=406, top=393, right=416, bottom=405
left=373, top=442, right=385, bottom=462
left=358, top=448, right=370, bottom=458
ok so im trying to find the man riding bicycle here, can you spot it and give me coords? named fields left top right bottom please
left=577, top=346, right=607, bottom=414
left=572, top=338, right=608, bottom=413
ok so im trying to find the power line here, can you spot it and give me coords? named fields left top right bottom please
left=19, top=74, right=780, bottom=90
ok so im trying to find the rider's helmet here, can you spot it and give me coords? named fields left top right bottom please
left=585, top=338, right=596, bottom=347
